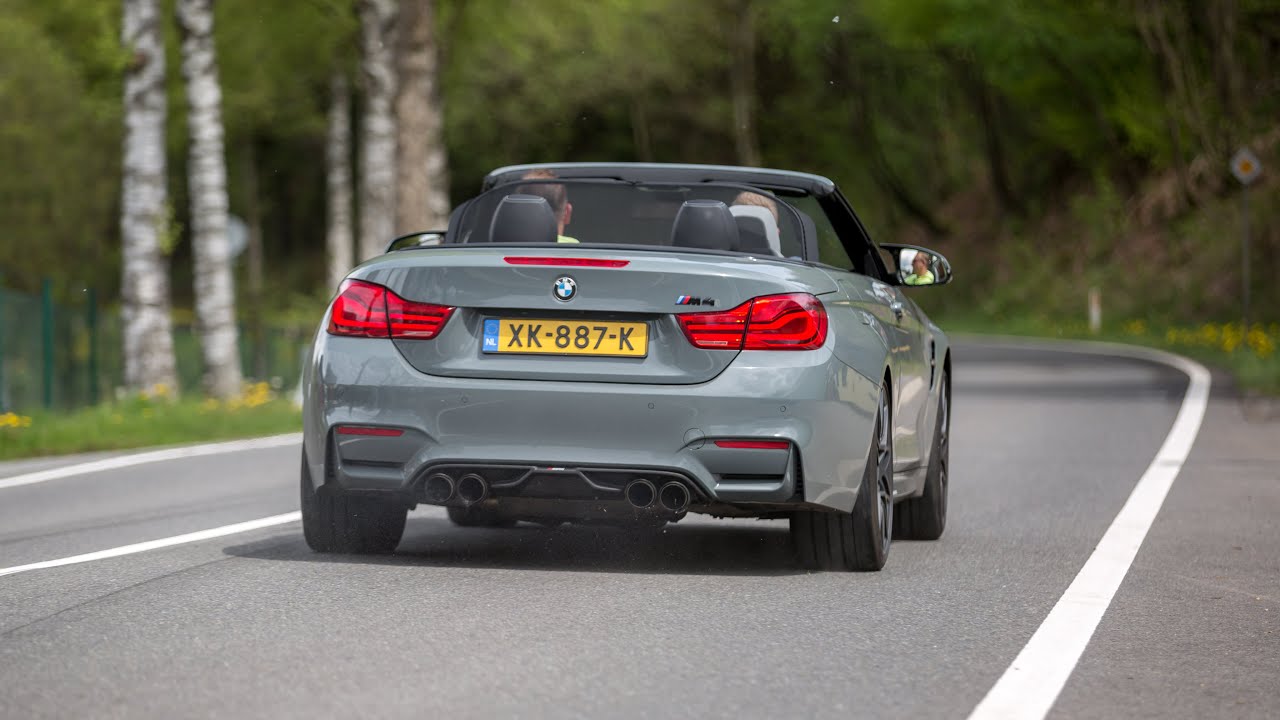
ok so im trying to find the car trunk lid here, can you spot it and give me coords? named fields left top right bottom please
left=353, top=247, right=837, bottom=385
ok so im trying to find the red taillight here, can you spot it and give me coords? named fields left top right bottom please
left=336, top=425, right=405, bottom=437
left=504, top=257, right=630, bottom=268
left=386, top=292, right=455, bottom=339
left=743, top=293, right=828, bottom=350
left=327, top=280, right=389, bottom=337
left=676, top=301, right=751, bottom=349
left=677, top=293, right=827, bottom=351
left=327, top=279, right=454, bottom=340
left=714, top=440, right=791, bottom=450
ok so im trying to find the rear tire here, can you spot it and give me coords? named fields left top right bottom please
left=446, top=505, right=517, bottom=528
left=301, top=450, right=407, bottom=553
left=791, top=382, right=893, bottom=571
left=895, top=371, right=949, bottom=541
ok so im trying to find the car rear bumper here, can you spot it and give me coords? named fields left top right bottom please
left=303, top=335, right=880, bottom=514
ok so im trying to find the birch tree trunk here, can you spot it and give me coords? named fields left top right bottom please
left=358, top=0, right=399, bottom=260
left=120, top=0, right=178, bottom=394
left=177, top=0, right=243, bottom=399
left=395, top=0, right=450, bottom=234
left=326, top=72, right=355, bottom=290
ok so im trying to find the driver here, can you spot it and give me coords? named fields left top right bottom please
left=903, top=253, right=935, bottom=285
left=518, top=169, right=578, bottom=243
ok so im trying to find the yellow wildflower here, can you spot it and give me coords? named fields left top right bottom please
left=0, top=412, right=33, bottom=429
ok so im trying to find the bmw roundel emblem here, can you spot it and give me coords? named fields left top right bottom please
left=553, top=276, right=577, bottom=301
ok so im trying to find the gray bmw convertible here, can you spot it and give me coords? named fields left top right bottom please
left=301, top=163, right=952, bottom=571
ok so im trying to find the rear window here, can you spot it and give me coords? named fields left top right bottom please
left=451, top=180, right=814, bottom=259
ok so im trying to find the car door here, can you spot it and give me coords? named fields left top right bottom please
left=810, top=190, right=927, bottom=476
left=885, top=284, right=931, bottom=470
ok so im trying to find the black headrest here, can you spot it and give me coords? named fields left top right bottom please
left=734, top=215, right=773, bottom=255
left=489, top=194, right=558, bottom=244
left=670, top=200, right=739, bottom=251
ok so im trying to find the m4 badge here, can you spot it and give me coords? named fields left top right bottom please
left=675, top=295, right=717, bottom=307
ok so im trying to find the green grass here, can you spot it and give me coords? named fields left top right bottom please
left=939, top=314, right=1280, bottom=395
left=0, top=390, right=301, bottom=461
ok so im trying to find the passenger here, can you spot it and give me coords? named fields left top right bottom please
left=731, top=191, right=779, bottom=229
left=519, top=169, right=578, bottom=243
left=903, top=252, right=936, bottom=285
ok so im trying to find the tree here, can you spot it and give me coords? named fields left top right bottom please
left=729, top=0, right=761, bottom=167
left=120, top=0, right=179, bottom=394
left=357, top=0, right=399, bottom=260
left=327, top=72, right=355, bottom=290
left=395, top=0, right=450, bottom=234
left=177, top=0, right=242, bottom=399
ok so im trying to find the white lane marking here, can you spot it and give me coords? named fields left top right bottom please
left=0, top=512, right=301, bottom=578
left=0, top=433, right=302, bottom=491
left=967, top=344, right=1211, bottom=720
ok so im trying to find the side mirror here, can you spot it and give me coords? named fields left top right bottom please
left=386, top=231, right=445, bottom=253
left=880, top=243, right=952, bottom=287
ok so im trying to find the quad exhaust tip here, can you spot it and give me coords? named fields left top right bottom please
left=625, top=479, right=657, bottom=509
left=456, top=473, right=489, bottom=505
left=658, top=482, right=691, bottom=513
left=423, top=473, right=456, bottom=504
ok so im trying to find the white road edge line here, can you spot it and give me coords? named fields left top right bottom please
left=0, top=512, right=301, bottom=578
left=0, top=433, right=303, bottom=491
left=967, top=340, right=1211, bottom=720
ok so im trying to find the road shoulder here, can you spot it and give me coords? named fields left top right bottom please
left=1053, top=372, right=1280, bottom=719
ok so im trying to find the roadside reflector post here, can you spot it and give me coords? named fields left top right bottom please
left=1088, top=287, right=1102, bottom=335
left=1230, top=147, right=1262, bottom=329
left=41, top=278, right=54, bottom=409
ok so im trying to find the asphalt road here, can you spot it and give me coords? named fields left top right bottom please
left=1, top=340, right=1276, bottom=719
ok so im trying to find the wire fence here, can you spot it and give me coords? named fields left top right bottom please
left=0, top=280, right=313, bottom=413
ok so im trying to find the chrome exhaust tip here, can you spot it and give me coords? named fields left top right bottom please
left=456, top=473, right=489, bottom=505
left=658, top=482, right=691, bottom=513
left=422, top=473, right=456, bottom=504
left=624, top=479, right=657, bottom=509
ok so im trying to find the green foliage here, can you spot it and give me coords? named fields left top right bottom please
left=0, top=393, right=301, bottom=461
left=1, top=0, right=1277, bottom=324
left=0, top=2, right=121, bottom=297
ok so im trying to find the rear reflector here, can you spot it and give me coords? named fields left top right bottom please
left=328, top=279, right=454, bottom=340
left=677, top=293, right=827, bottom=351
left=504, top=257, right=630, bottom=268
left=336, top=426, right=404, bottom=437
left=714, top=440, right=791, bottom=450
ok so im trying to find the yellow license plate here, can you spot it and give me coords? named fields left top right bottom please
left=482, top=318, right=648, bottom=357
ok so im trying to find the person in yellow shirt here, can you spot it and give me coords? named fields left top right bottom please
left=519, top=169, right=578, bottom=243
left=904, top=252, right=935, bottom=285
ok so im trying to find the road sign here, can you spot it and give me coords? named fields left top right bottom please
left=227, top=215, right=248, bottom=258
left=1230, top=148, right=1262, bottom=185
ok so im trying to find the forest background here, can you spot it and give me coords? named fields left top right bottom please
left=1, top=0, right=1278, bottom=424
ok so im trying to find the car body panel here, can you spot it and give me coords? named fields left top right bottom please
left=350, top=246, right=838, bottom=385
left=303, top=329, right=880, bottom=513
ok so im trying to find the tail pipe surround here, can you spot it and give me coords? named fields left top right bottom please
left=422, top=473, right=456, bottom=504
left=456, top=473, right=489, bottom=505
left=658, top=482, right=691, bottom=513
left=624, top=479, right=657, bottom=509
